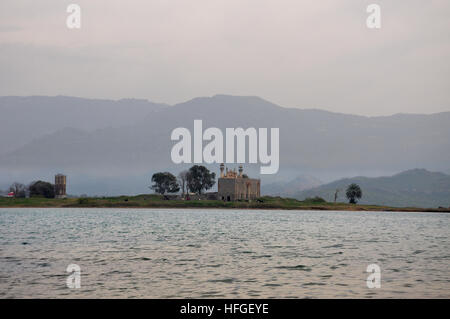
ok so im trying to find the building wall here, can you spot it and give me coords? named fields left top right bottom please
left=218, top=178, right=237, bottom=201
left=218, top=178, right=260, bottom=201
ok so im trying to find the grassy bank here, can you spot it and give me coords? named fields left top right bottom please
left=0, top=195, right=449, bottom=212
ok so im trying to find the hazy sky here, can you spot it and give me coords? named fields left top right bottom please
left=0, top=0, right=449, bottom=115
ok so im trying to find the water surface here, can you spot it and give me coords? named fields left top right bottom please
left=0, top=208, right=449, bottom=298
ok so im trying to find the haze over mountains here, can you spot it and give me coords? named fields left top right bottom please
left=0, top=95, right=449, bottom=200
left=296, top=169, right=450, bottom=208
left=262, top=175, right=323, bottom=197
left=0, top=96, right=167, bottom=155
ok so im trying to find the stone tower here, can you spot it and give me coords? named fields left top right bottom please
left=55, top=174, right=67, bottom=198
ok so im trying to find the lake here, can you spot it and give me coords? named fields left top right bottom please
left=0, top=208, right=449, bottom=298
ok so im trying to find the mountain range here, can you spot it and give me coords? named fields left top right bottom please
left=0, top=95, right=449, bottom=199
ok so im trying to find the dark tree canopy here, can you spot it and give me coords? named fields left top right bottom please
left=150, top=172, right=180, bottom=195
left=9, top=182, right=27, bottom=198
left=29, top=180, right=55, bottom=198
left=346, top=183, right=362, bottom=204
left=186, top=165, right=216, bottom=194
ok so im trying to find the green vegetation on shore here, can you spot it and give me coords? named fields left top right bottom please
left=0, top=195, right=449, bottom=212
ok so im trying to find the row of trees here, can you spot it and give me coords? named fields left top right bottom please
left=5, top=181, right=55, bottom=198
left=151, top=167, right=363, bottom=204
left=151, top=165, right=216, bottom=195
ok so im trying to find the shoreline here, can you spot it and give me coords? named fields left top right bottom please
left=0, top=206, right=448, bottom=213
left=0, top=195, right=449, bottom=213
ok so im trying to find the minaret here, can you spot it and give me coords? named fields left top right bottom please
left=238, top=165, right=243, bottom=177
left=220, top=163, right=225, bottom=178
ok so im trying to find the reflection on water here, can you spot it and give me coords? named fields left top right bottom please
left=0, top=208, right=449, bottom=298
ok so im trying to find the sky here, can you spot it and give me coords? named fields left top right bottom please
left=0, top=0, right=449, bottom=116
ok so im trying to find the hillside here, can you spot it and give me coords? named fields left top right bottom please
left=296, top=169, right=450, bottom=208
left=262, top=175, right=322, bottom=196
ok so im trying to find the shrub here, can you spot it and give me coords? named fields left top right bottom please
left=77, top=198, right=89, bottom=205
left=304, top=196, right=327, bottom=204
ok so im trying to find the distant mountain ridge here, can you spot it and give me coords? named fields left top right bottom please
left=0, top=95, right=449, bottom=196
left=0, top=96, right=166, bottom=155
left=296, top=169, right=450, bottom=208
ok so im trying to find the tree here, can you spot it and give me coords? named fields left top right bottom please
left=186, top=165, right=216, bottom=194
left=346, top=183, right=362, bottom=204
left=29, top=181, right=55, bottom=198
left=150, top=172, right=180, bottom=195
left=9, top=182, right=27, bottom=198
left=178, top=170, right=189, bottom=196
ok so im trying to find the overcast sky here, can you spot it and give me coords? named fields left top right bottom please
left=0, top=0, right=449, bottom=115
